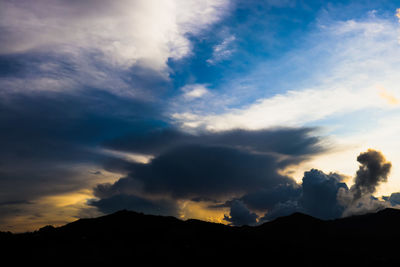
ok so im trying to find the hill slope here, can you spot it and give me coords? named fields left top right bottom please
left=1, top=209, right=400, bottom=265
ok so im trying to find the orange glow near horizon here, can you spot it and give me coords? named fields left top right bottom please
left=378, top=86, right=399, bottom=106
left=179, top=200, right=229, bottom=225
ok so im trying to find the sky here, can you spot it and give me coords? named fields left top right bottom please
left=1, top=0, right=400, bottom=232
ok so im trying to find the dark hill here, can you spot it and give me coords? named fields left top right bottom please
left=2, top=209, right=400, bottom=265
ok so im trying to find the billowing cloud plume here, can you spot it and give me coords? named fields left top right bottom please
left=241, top=169, right=348, bottom=221
left=300, top=169, right=348, bottom=219
left=350, top=149, right=392, bottom=201
left=336, top=149, right=393, bottom=217
left=258, top=149, right=396, bottom=221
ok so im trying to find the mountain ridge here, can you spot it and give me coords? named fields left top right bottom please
left=1, top=208, right=400, bottom=265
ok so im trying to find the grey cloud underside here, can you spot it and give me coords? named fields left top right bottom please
left=104, top=127, right=322, bottom=157
left=98, top=145, right=297, bottom=199
left=0, top=89, right=161, bottom=204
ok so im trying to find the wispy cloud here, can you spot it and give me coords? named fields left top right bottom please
left=207, top=35, right=236, bottom=65
left=171, top=14, right=400, bottom=131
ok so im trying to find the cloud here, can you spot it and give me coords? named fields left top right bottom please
left=339, top=192, right=392, bottom=217
left=336, top=149, right=393, bottom=217
left=350, top=149, right=392, bottom=201
left=0, top=47, right=172, bottom=100
left=207, top=35, right=236, bottom=65
left=103, top=127, right=322, bottom=157
left=388, top=192, right=400, bottom=206
left=300, top=169, right=348, bottom=219
left=223, top=200, right=258, bottom=226
left=0, top=0, right=230, bottom=100
left=242, top=169, right=348, bottom=221
left=172, top=87, right=386, bottom=131
left=241, top=184, right=301, bottom=212
left=181, top=84, right=210, bottom=99
left=99, top=145, right=295, bottom=200
left=0, top=0, right=230, bottom=71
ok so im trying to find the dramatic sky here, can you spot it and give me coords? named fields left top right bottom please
left=1, top=0, right=400, bottom=232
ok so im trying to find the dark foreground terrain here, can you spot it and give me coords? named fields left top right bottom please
left=1, top=208, right=400, bottom=265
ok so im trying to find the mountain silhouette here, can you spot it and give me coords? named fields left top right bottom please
left=1, top=209, right=400, bottom=265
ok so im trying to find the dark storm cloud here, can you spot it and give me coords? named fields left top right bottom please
left=93, top=127, right=324, bottom=217
left=0, top=88, right=162, bottom=204
left=300, top=169, right=348, bottom=219
left=98, top=145, right=297, bottom=199
left=350, top=149, right=392, bottom=201
left=223, top=200, right=258, bottom=226
left=239, top=169, right=348, bottom=221
left=241, top=184, right=301, bottom=211
left=0, top=90, right=158, bottom=159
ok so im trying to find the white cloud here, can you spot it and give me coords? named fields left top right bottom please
left=173, top=86, right=390, bottom=131
left=0, top=0, right=230, bottom=71
left=181, top=84, right=210, bottom=99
